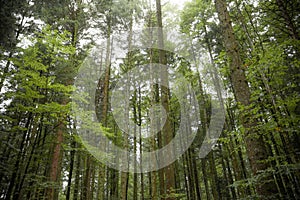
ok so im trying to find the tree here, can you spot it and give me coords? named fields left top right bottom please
left=155, top=0, right=176, bottom=199
left=215, top=0, right=279, bottom=197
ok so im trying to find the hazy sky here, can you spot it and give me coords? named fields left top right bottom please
left=166, top=0, right=191, bottom=9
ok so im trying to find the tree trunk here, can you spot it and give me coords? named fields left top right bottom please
left=47, top=121, right=64, bottom=200
left=133, top=90, right=138, bottom=200
left=215, top=0, right=278, bottom=197
left=155, top=0, right=175, bottom=199
left=201, top=159, right=210, bottom=200
left=66, top=140, right=76, bottom=200
left=138, top=87, right=145, bottom=200
left=4, top=113, right=33, bottom=200
left=73, top=145, right=81, bottom=200
left=208, top=152, right=221, bottom=200
left=83, top=156, right=91, bottom=200
left=191, top=148, right=201, bottom=200
left=120, top=1, right=134, bottom=197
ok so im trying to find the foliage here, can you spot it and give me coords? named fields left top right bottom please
left=1, top=0, right=300, bottom=199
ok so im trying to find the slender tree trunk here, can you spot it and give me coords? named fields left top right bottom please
left=91, top=162, right=96, bottom=199
left=208, top=152, right=221, bottom=200
left=191, top=148, right=201, bottom=200
left=187, top=149, right=196, bottom=200
left=182, top=154, right=190, bottom=200
left=5, top=113, right=33, bottom=200
left=155, top=0, right=175, bottom=199
left=25, top=120, right=46, bottom=199
left=223, top=143, right=237, bottom=199
left=15, top=120, right=40, bottom=200
left=132, top=90, right=138, bottom=200
left=73, top=137, right=81, bottom=200
left=138, top=87, right=145, bottom=200
left=83, top=156, right=91, bottom=200
left=102, top=23, right=111, bottom=127
left=66, top=140, right=76, bottom=200
left=120, top=1, right=134, bottom=197
left=110, top=124, right=120, bottom=200
left=196, top=64, right=210, bottom=200
left=201, top=159, right=210, bottom=200
left=218, top=144, right=231, bottom=199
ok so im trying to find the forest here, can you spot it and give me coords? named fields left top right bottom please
left=0, top=0, right=299, bottom=199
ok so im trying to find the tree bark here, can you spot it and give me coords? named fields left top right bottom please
left=155, top=0, right=175, bottom=199
left=47, top=121, right=64, bottom=200
left=215, top=0, right=278, bottom=197
left=66, top=140, right=76, bottom=200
